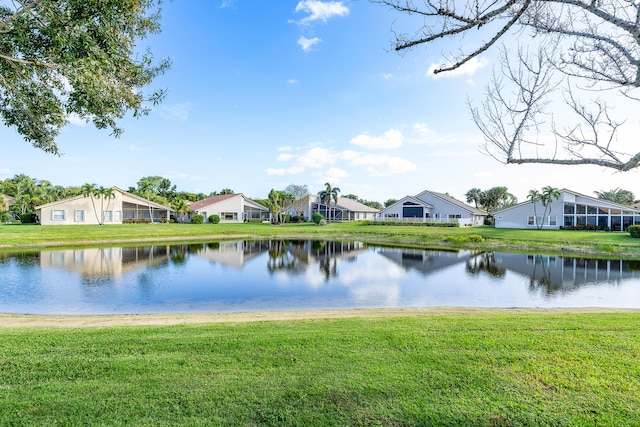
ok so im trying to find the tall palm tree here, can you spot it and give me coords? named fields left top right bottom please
left=540, top=186, right=561, bottom=228
left=527, top=189, right=541, bottom=229
left=318, top=183, right=340, bottom=223
left=96, top=187, right=116, bottom=224
left=137, top=177, right=155, bottom=222
left=81, top=183, right=101, bottom=224
left=268, top=189, right=281, bottom=224
left=465, top=188, right=484, bottom=208
left=594, top=188, right=635, bottom=206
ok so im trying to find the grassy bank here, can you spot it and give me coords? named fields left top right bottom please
left=1, top=313, right=638, bottom=426
left=1, top=222, right=639, bottom=257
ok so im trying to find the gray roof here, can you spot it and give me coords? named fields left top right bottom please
left=420, top=190, right=487, bottom=215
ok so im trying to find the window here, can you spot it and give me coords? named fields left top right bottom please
left=587, top=205, right=597, bottom=214
left=104, top=211, right=113, bottom=222
left=536, top=216, right=543, bottom=226
left=449, top=214, right=462, bottom=219
left=549, top=216, right=557, bottom=226
left=576, top=204, right=586, bottom=214
left=222, top=212, right=237, bottom=221
left=114, top=211, right=122, bottom=222
left=527, top=216, right=535, bottom=226
left=385, top=213, right=398, bottom=218
left=403, top=206, right=423, bottom=217
left=52, top=210, right=65, bottom=221
left=74, top=210, right=84, bottom=222
left=564, top=203, right=575, bottom=214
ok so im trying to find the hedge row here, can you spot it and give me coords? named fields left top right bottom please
left=629, top=225, right=640, bottom=238
left=362, top=220, right=460, bottom=228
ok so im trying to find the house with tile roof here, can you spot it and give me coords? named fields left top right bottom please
left=285, top=195, right=379, bottom=222
left=187, top=193, right=269, bottom=223
left=36, top=187, right=173, bottom=225
left=377, top=190, right=487, bottom=226
left=494, top=188, right=640, bottom=231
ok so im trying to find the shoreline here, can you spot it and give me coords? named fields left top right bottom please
left=1, top=307, right=637, bottom=328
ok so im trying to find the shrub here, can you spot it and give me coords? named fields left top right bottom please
left=361, top=221, right=459, bottom=228
left=444, top=234, right=485, bottom=244
left=290, top=215, right=306, bottom=223
left=20, top=213, right=36, bottom=224
left=0, top=211, right=11, bottom=223
left=312, top=212, right=324, bottom=225
left=629, top=225, right=640, bottom=238
left=484, top=217, right=494, bottom=226
left=208, top=214, right=220, bottom=224
left=190, top=214, right=204, bottom=224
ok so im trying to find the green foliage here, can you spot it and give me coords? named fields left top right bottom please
left=0, top=211, right=11, bottom=223
left=208, top=214, right=220, bottom=224
left=444, top=234, right=484, bottom=244
left=363, top=221, right=460, bottom=227
left=0, top=0, right=169, bottom=153
left=628, top=225, right=640, bottom=238
left=19, top=213, right=35, bottom=224
left=190, top=214, right=204, bottom=224
left=311, top=212, right=324, bottom=224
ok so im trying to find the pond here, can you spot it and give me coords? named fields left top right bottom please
left=1, top=240, right=639, bottom=315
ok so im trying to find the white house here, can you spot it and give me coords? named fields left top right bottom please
left=36, top=187, right=173, bottom=225
left=187, top=193, right=269, bottom=223
left=377, top=190, right=487, bottom=226
left=286, top=195, right=379, bottom=222
left=494, top=188, right=640, bottom=231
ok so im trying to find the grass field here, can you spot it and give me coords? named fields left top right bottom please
left=1, top=313, right=639, bottom=426
left=1, top=222, right=639, bottom=257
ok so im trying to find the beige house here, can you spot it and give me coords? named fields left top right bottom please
left=36, top=187, right=173, bottom=225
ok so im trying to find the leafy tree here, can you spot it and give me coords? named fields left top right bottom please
left=137, top=177, right=156, bottom=223
left=478, top=187, right=517, bottom=215
left=0, top=0, right=169, bottom=154
left=318, top=183, right=340, bottom=223
left=594, top=188, right=635, bottom=206
left=172, top=198, right=191, bottom=223
left=384, top=199, right=398, bottom=208
left=284, top=184, right=310, bottom=217
left=376, top=0, right=640, bottom=171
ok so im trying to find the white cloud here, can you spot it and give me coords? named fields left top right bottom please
left=66, top=113, right=88, bottom=127
left=278, top=146, right=293, bottom=152
left=298, top=36, right=321, bottom=52
left=297, top=147, right=336, bottom=168
left=288, top=79, right=299, bottom=84
left=383, top=73, right=393, bottom=80
left=427, top=57, right=489, bottom=79
left=350, top=129, right=403, bottom=150
left=349, top=154, right=417, bottom=175
left=315, top=167, right=350, bottom=184
left=265, top=166, right=305, bottom=175
left=159, top=103, right=191, bottom=121
left=295, top=1, right=349, bottom=24
left=277, top=153, right=295, bottom=161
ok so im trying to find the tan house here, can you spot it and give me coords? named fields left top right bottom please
left=36, top=187, right=173, bottom=225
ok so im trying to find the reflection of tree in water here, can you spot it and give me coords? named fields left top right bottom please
left=267, top=240, right=301, bottom=274
left=1, top=250, right=40, bottom=267
left=315, top=241, right=339, bottom=282
left=465, top=252, right=506, bottom=278
left=529, top=255, right=553, bottom=292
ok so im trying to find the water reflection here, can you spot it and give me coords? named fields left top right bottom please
left=0, top=240, right=638, bottom=314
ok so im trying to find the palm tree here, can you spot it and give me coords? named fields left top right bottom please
left=527, top=189, right=541, bottom=229
left=268, top=189, right=281, bottom=224
left=137, top=177, right=155, bottom=223
left=172, top=198, right=191, bottom=223
left=540, top=186, right=561, bottom=227
left=318, top=183, right=340, bottom=223
left=594, top=188, right=635, bottom=206
left=96, top=187, right=116, bottom=224
left=465, top=188, right=484, bottom=208
left=81, top=183, right=101, bottom=224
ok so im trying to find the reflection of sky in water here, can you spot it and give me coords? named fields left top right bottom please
left=0, top=242, right=639, bottom=314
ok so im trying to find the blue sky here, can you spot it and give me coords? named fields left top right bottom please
left=2, top=0, right=639, bottom=204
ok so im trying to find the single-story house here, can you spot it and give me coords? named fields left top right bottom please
left=494, top=188, right=640, bottom=231
left=36, top=187, right=173, bottom=225
left=1, top=194, right=15, bottom=210
left=187, top=193, right=269, bottom=223
left=377, top=190, right=487, bottom=226
left=286, top=195, right=379, bottom=221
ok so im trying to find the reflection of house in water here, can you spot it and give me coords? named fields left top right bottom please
left=39, top=246, right=171, bottom=280
left=195, top=241, right=271, bottom=268
left=376, top=247, right=481, bottom=276
left=488, top=253, right=640, bottom=292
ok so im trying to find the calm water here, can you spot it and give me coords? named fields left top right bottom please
left=1, top=240, right=639, bottom=315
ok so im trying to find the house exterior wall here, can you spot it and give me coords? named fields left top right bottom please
left=415, top=193, right=472, bottom=222
left=495, top=190, right=640, bottom=231
left=39, top=194, right=125, bottom=226
left=379, top=193, right=485, bottom=226
left=192, top=197, right=244, bottom=223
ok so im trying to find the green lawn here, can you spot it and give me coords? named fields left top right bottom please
left=1, top=222, right=639, bottom=257
left=1, top=313, right=638, bottom=426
